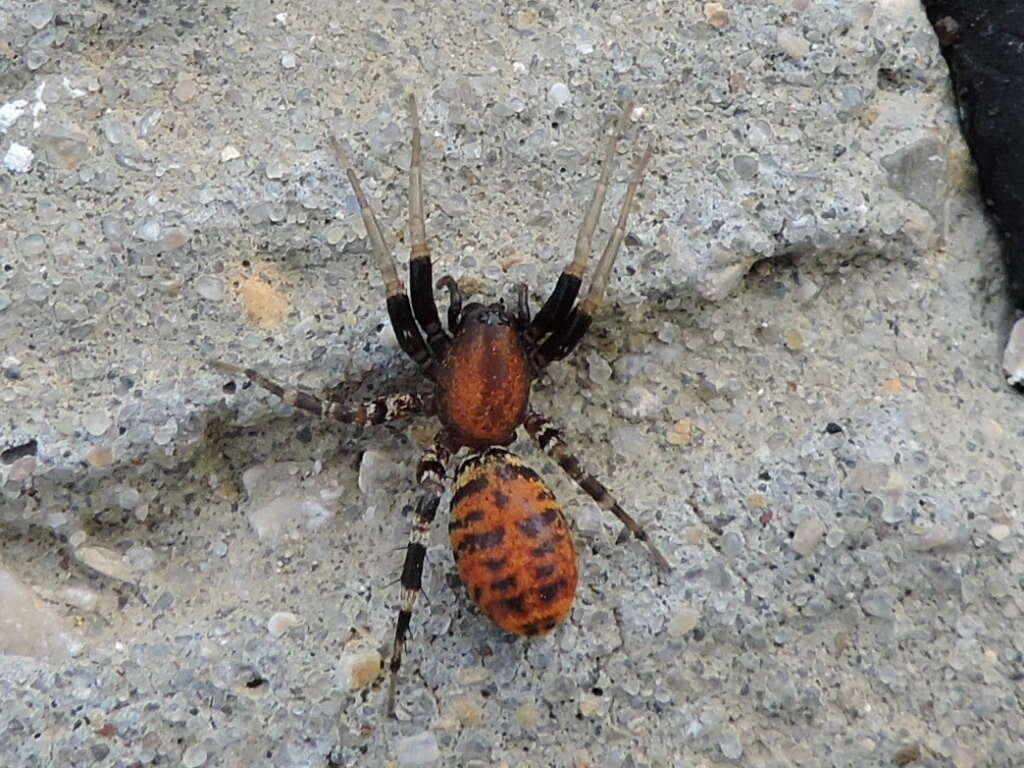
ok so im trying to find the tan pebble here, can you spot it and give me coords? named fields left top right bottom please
left=981, top=418, right=1005, bottom=443
left=455, top=666, right=490, bottom=686
left=792, top=516, right=826, bottom=556
left=578, top=691, right=600, bottom=717
left=703, top=2, right=730, bottom=28
left=686, top=526, right=710, bottom=545
left=784, top=329, right=804, bottom=351
left=778, top=29, right=810, bottom=58
left=173, top=76, right=198, bottom=103
left=516, top=702, right=538, bottom=729
left=218, top=480, right=239, bottom=501
left=883, top=378, right=903, bottom=394
left=989, top=523, right=1011, bottom=542
left=8, top=455, right=36, bottom=482
left=238, top=274, right=289, bottom=329
left=747, top=492, right=767, bottom=509
left=450, top=695, right=482, bottom=726
left=338, top=648, right=382, bottom=690
left=76, top=545, right=133, bottom=582
left=885, top=470, right=905, bottom=498
left=667, top=606, right=700, bottom=638
left=86, top=445, right=114, bottom=467
left=666, top=418, right=693, bottom=446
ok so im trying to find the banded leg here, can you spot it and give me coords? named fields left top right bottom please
left=524, top=412, right=671, bottom=571
left=407, top=95, right=449, bottom=356
left=209, top=360, right=434, bottom=425
left=329, top=135, right=436, bottom=377
left=527, top=104, right=632, bottom=343
left=534, top=140, right=654, bottom=367
left=388, top=430, right=457, bottom=715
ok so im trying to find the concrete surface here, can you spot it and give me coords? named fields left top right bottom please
left=1, top=0, right=1021, bottom=766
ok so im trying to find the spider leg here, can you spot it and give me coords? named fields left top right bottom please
left=387, top=430, right=457, bottom=715
left=407, top=95, right=450, bottom=357
left=534, top=139, right=653, bottom=368
left=209, top=361, right=435, bottom=424
left=527, top=104, right=632, bottom=344
left=524, top=412, right=671, bottom=571
left=329, top=134, right=436, bottom=378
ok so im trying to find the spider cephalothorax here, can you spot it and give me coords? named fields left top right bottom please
left=212, top=96, right=670, bottom=715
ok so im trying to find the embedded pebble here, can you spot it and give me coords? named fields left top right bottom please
left=195, top=275, right=224, bottom=301
left=85, top=446, right=115, bottom=467
left=861, top=588, right=894, bottom=620
left=267, top=611, right=300, bottom=637
left=719, top=730, right=744, bottom=760
left=280, top=52, right=297, bottom=69
left=336, top=648, right=382, bottom=690
left=395, top=731, right=441, bottom=767
left=0, top=100, right=28, bottom=131
left=704, top=2, right=730, bottom=28
left=173, top=77, right=198, bottom=103
left=4, top=142, right=34, bottom=173
left=778, top=30, right=811, bottom=58
left=75, top=546, right=134, bottom=582
left=8, top=456, right=36, bottom=482
left=27, top=3, right=55, bottom=29
left=220, top=145, right=241, bottom=162
left=182, top=745, right=207, bottom=768
left=56, top=585, right=99, bottom=611
left=666, top=418, right=693, bottom=446
left=83, top=410, right=113, bottom=437
left=1003, top=318, right=1024, bottom=387
left=792, top=516, right=826, bottom=556
left=547, top=82, right=571, bottom=106
left=0, top=566, right=79, bottom=661
left=989, top=523, right=1011, bottom=542
left=667, top=606, right=700, bottom=638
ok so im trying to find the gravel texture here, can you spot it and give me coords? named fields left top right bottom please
left=2, top=1, right=1022, bottom=766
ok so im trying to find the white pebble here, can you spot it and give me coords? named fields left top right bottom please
left=83, top=410, right=113, bottom=437
left=220, top=145, right=241, bottom=162
left=267, top=611, right=300, bottom=637
left=792, top=516, right=826, bottom=556
left=4, top=142, right=34, bottom=173
left=195, top=275, right=224, bottom=301
left=182, top=745, right=207, bottom=767
left=395, top=731, right=441, bottom=767
left=0, top=100, right=28, bottom=132
left=547, top=82, right=571, bottom=106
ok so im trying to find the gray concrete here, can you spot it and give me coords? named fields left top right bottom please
left=1, top=1, right=1021, bottom=766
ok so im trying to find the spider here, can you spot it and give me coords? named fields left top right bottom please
left=211, top=96, right=671, bottom=714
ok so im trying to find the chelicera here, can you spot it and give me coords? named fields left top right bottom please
left=212, top=96, right=670, bottom=714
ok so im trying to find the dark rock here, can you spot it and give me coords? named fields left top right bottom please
left=922, top=1, right=1024, bottom=384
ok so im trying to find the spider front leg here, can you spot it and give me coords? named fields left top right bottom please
left=209, top=360, right=435, bottom=425
left=528, top=104, right=633, bottom=344
left=524, top=412, right=671, bottom=571
left=329, top=134, right=437, bottom=378
left=387, top=429, right=458, bottom=715
left=407, top=95, right=449, bottom=357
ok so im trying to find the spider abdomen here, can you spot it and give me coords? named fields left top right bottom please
left=436, top=319, right=531, bottom=448
left=448, top=448, right=578, bottom=636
